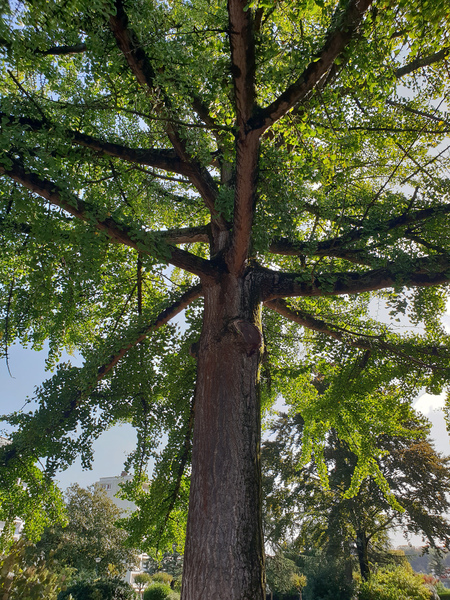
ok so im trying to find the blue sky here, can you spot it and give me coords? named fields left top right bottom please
left=0, top=343, right=137, bottom=489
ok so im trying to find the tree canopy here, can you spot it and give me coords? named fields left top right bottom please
left=1, top=0, right=450, bottom=598
left=31, top=483, right=137, bottom=577
left=262, top=412, right=450, bottom=579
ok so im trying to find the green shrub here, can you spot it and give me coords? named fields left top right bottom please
left=438, top=592, right=450, bottom=599
left=358, top=565, right=433, bottom=600
left=172, top=575, right=182, bottom=593
left=302, top=555, right=355, bottom=600
left=57, top=577, right=136, bottom=600
left=151, top=572, right=173, bottom=585
left=143, top=583, right=173, bottom=600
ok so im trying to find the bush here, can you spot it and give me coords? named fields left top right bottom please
left=151, top=572, right=173, bottom=585
left=143, top=583, right=173, bottom=600
left=57, top=577, right=136, bottom=600
left=301, top=555, right=355, bottom=600
left=358, top=565, right=433, bottom=600
left=172, top=576, right=182, bottom=592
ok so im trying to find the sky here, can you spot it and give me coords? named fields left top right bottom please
left=0, top=343, right=138, bottom=489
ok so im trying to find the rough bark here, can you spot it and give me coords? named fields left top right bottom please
left=182, top=271, right=265, bottom=600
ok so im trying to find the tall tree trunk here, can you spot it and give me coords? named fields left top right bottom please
left=356, top=530, right=370, bottom=581
left=181, top=272, right=265, bottom=600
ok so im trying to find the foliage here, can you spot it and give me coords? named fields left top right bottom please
left=1, top=0, right=450, bottom=595
left=0, top=538, right=70, bottom=600
left=144, top=552, right=183, bottom=579
left=358, top=564, right=434, bottom=600
left=134, top=572, right=153, bottom=595
left=151, top=572, right=173, bottom=586
left=266, top=552, right=302, bottom=598
left=262, top=412, right=450, bottom=578
left=33, top=483, right=137, bottom=578
left=57, top=577, right=137, bottom=600
left=429, top=550, right=449, bottom=579
left=301, top=554, right=355, bottom=600
left=143, top=583, right=175, bottom=600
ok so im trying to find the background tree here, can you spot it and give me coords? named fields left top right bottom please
left=0, top=538, right=70, bottom=600
left=134, top=572, right=153, bottom=599
left=1, top=0, right=450, bottom=598
left=33, top=484, right=137, bottom=578
left=265, top=553, right=302, bottom=600
left=262, top=413, right=450, bottom=580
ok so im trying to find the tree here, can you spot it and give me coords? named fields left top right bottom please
left=1, top=1, right=450, bottom=598
left=262, top=413, right=450, bottom=580
left=0, top=538, right=70, bottom=600
left=134, top=572, right=153, bottom=599
left=33, top=484, right=137, bottom=578
left=265, top=552, right=301, bottom=600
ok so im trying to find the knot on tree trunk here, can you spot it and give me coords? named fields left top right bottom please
left=230, top=318, right=262, bottom=356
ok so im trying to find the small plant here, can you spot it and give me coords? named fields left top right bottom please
left=134, top=572, right=153, bottom=598
left=151, top=572, right=173, bottom=585
left=58, top=577, right=136, bottom=600
left=143, top=583, right=173, bottom=600
left=358, top=564, right=433, bottom=600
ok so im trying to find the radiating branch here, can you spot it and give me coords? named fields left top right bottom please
left=265, top=298, right=450, bottom=370
left=0, top=112, right=194, bottom=176
left=261, top=254, right=450, bottom=300
left=268, top=201, right=450, bottom=260
left=1, top=285, right=203, bottom=468
left=109, top=0, right=225, bottom=229
left=395, top=47, right=450, bottom=79
left=0, top=38, right=87, bottom=56
left=97, top=285, right=203, bottom=379
left=248, top=0, right=373, bottom=134
left=269, top=238, right=375, bottom=265
left=0, top=159, right=218, bottom=280
left=159, top=226, right=210, bottom=245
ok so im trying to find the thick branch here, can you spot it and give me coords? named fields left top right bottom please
left=0, top=160, right=217, bottom=280
left=248, top=0, right=373, bottom=134
left=225, top=132, right=260, bottom=275
left=269, top=201, right=450, bottom=259
left=0, top=112, right=194, bottom=176
left=0, top=38, right=87, bottom=56
left=228, top=0, right=256, bottom=126
left=159, top=226, right=210, bottom=245
left=269, top=238, right=375, bottom=265
left=395, top=47, right=450, bottom=79
left=97, top=285, right=203, bottom=378
left=224, top=0, right=260, bottom=274
left=260, top=254, right=450, bottom=300
left=109, top=0, right=224, bottom=229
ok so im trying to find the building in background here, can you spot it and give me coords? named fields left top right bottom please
left=96, top=471, right=150, bottom=514
left=96, top=471, right=136, bottom=513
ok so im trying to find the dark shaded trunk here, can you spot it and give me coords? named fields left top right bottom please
left=181, top=272, right=265, bottom=600
left=356, top=530, right=370, bottom=580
